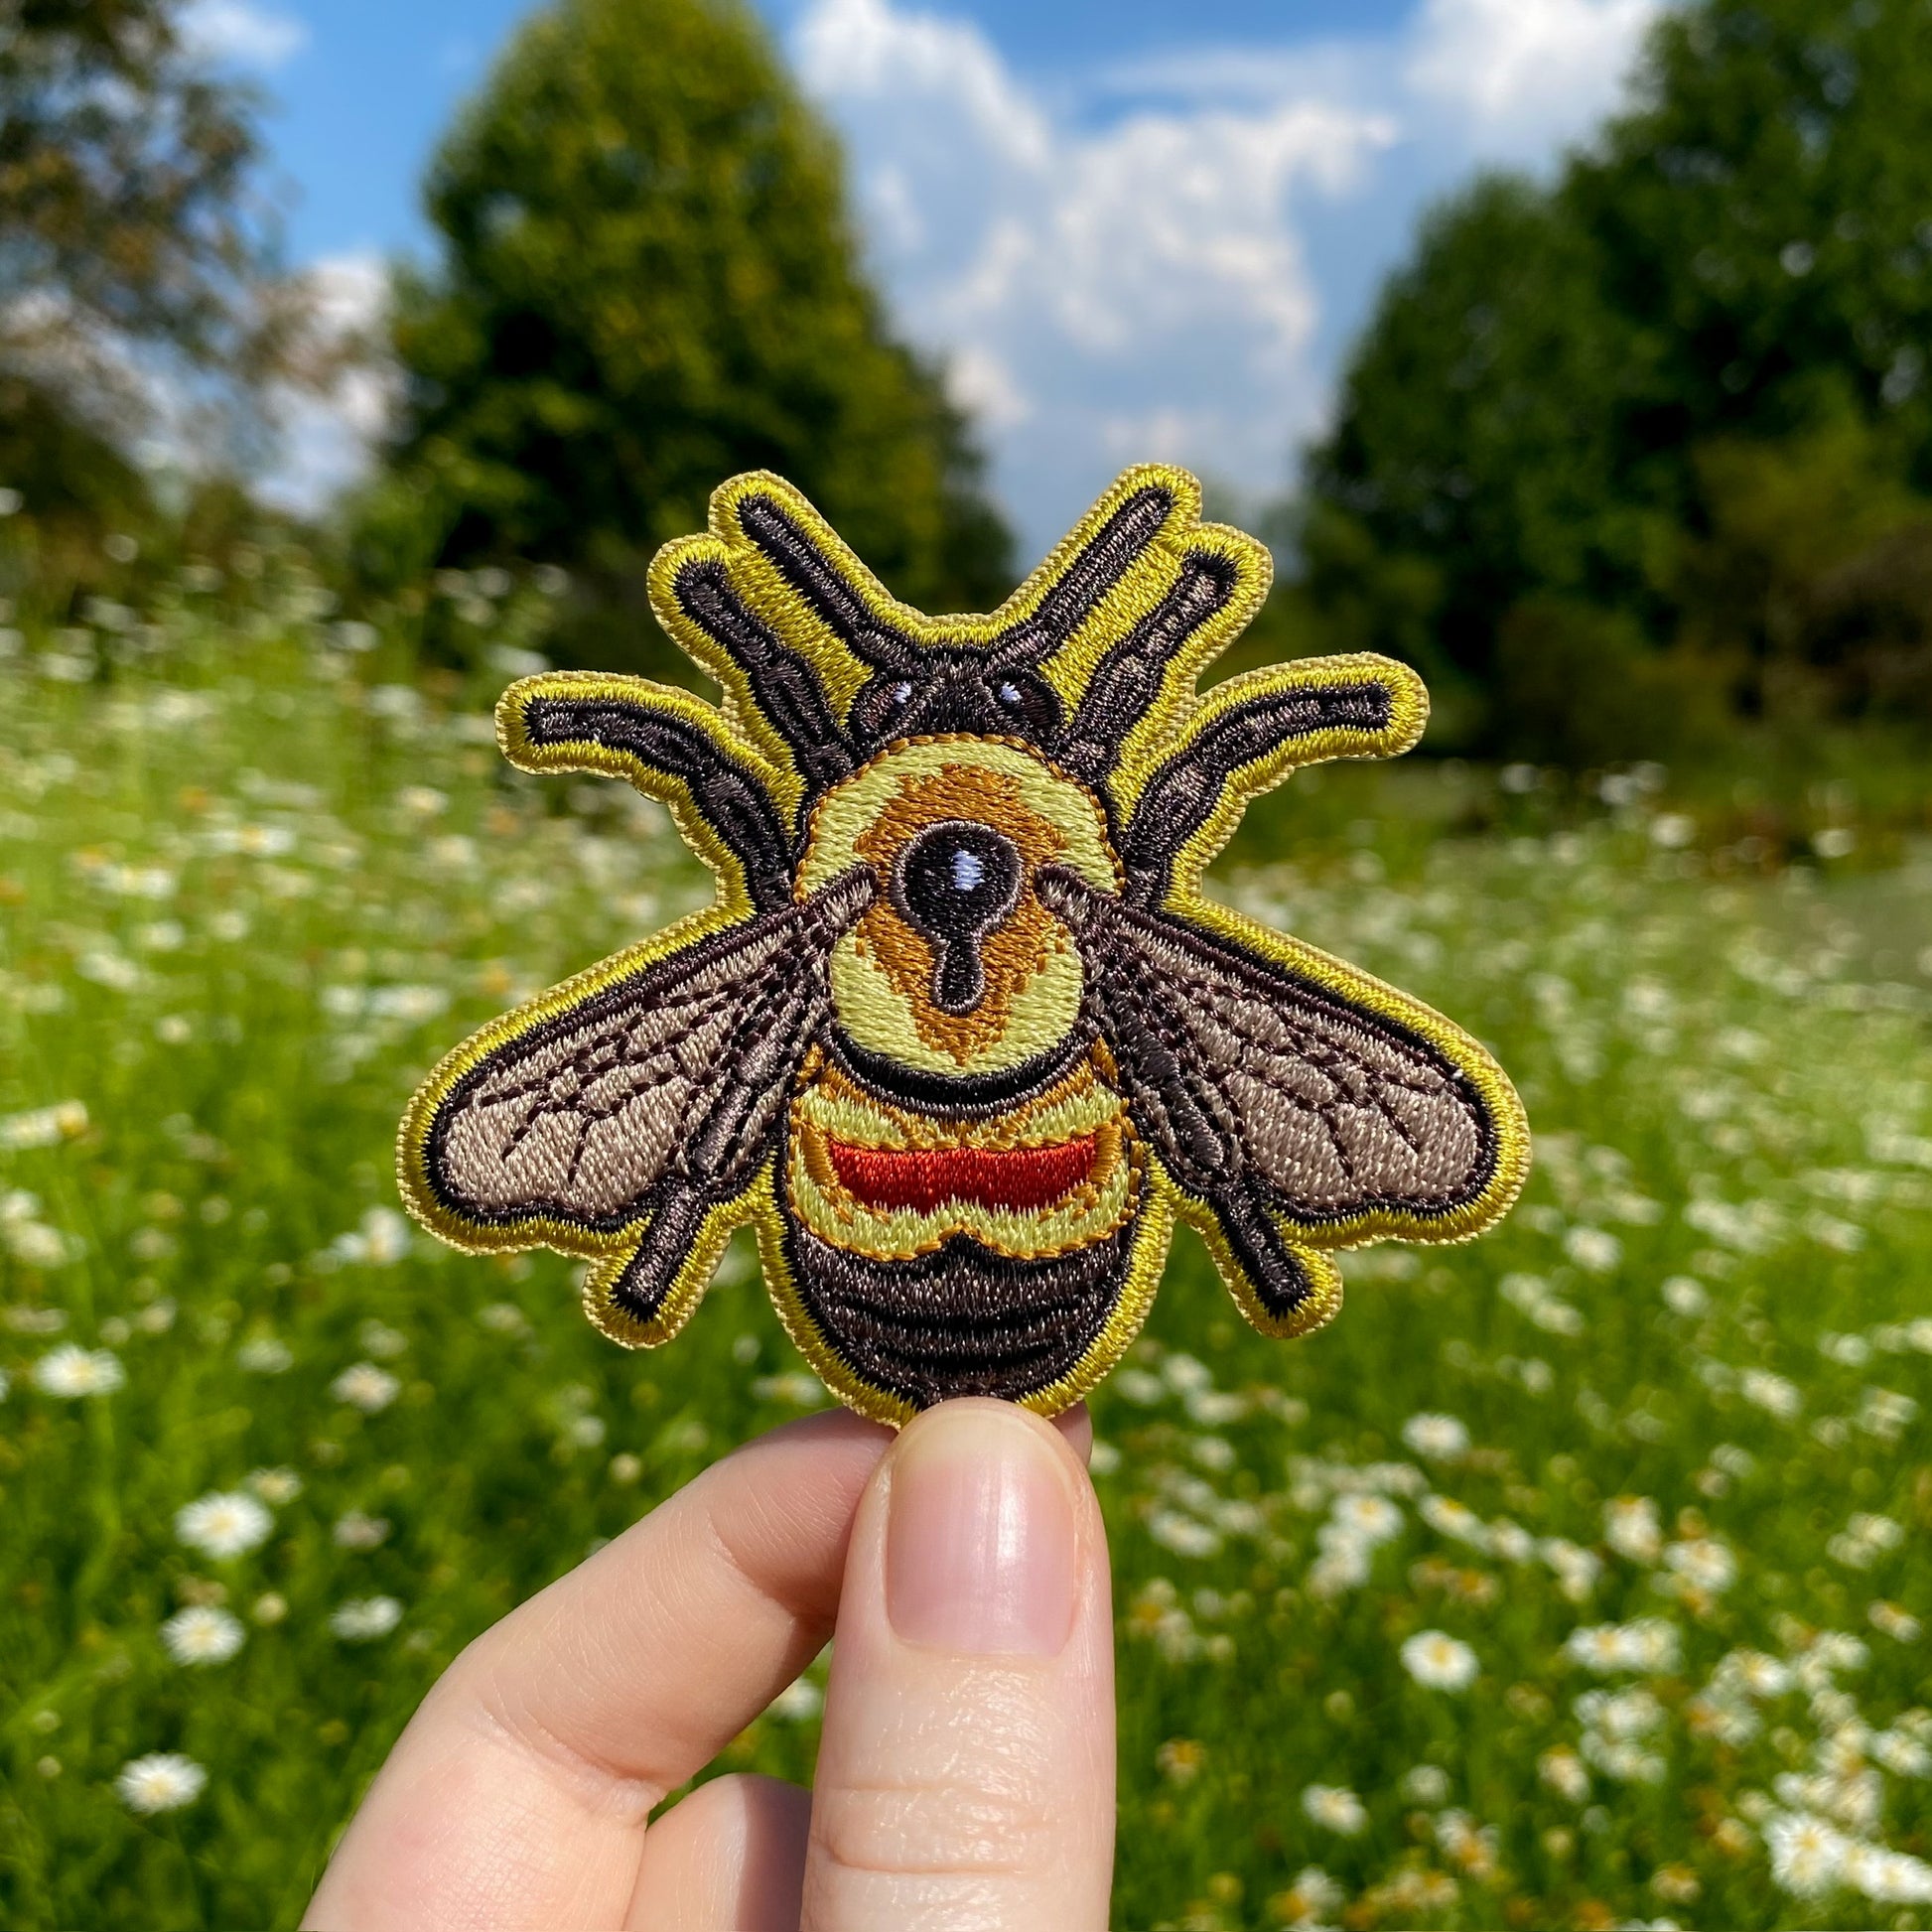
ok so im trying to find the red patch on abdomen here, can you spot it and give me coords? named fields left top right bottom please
left=827, top=1135, right=1097, bottom=1213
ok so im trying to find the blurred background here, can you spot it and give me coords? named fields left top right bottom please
left=9, top=0, right=1932, bottom=778
left=3, top=3, right=1932, bottom=1928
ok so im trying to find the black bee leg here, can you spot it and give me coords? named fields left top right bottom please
left=1209, top=1186, right=1317, bottom=1323
left=610, top=1184, right=710, bottom=1324
left=1119, top=677, right=1403, bottom=907
left=516, top=692, right=797, bottom=914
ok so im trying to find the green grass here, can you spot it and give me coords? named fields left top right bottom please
left=2, top=564, right=1931, bottom=1930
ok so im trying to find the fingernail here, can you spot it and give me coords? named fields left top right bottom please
left=886, top=1403, right=1078, bottom=1656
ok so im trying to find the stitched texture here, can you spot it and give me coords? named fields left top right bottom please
left=395, top=462, right=1531, bottom=1425
left=827, top=1137, right=1098, bottom=1214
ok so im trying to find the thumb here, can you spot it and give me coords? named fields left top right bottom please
left=800, top=1399, right=1115, bottom=1932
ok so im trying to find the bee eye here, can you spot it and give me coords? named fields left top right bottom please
left=983, top=670, right=1060, bottom=739
left=853, top=672, right=921, bottom=743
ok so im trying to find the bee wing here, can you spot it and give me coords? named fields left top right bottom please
left=1039, top=869, right=1514, bottom=1314
left=418, top=870, right=874, bottom=1236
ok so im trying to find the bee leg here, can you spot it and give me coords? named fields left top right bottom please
left=609, top=1184, right=709, bottom=1324
left=1209, top=1186, right=1319, bottom=1322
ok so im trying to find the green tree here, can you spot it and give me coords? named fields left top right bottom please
left=1304, top=0, right=1932, bottom=750
left=1302, top=178, right=1674, bottom=710
left=0, top=0, right=290, bottom=532
left=370, top=0, right=1011, bottom=662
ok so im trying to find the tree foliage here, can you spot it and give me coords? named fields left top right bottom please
left=369, top=0, right=1012, bottom=663
left=1304, top=0, right=1932, bottom=754
left=0, top=0, right=290, bottom=532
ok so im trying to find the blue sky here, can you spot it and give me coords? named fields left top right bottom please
left=191, top=0, right=1668, bottom=556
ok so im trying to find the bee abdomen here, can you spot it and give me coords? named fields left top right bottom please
left=784, top=1227, right=1131, bottom=1412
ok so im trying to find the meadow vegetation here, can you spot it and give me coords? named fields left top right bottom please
left=1, top=567, right=1930, bottom=1929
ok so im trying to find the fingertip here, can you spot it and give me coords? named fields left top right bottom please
left=629, top=1772, right=811, bottom=1931
left=1052, top=1400, right=1094, bottom=1467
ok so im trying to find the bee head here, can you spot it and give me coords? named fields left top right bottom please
left=795, top=738, right=1120, bottom=1088
left=846, top=633, right=1063, bottom=756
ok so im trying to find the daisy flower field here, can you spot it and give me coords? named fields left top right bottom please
left=2, top=557, right=1930, bottom=1928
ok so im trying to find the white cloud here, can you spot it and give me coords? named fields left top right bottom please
left=945, top=345, right=1030, bottom=430
left=793, top=0, right=1668, bottom=561
left=799, top=0, right=1050, bottom=171
left=180, top=1, right=310, bottom=71
left=1405, top=0, right=1664, bottom=153
left=260, top=0, right=1667, bottom=539
left=796, top=0, right=1395, bottom=554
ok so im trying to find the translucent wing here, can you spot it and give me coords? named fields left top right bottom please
left=421, top=872, right=873, bottom=1250
left=1039, top=869, right=1505, bottom=1317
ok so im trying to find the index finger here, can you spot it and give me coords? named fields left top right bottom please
left=305, top=1409, right=891, bottom=1930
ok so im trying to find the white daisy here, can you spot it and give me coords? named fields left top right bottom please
left=1577, top=1687, right=1665, bottom=1739
left=1844, top=1842, right=1932, bottom=1904
left=31, top=1345, right=124, bottom=1398
left=1624, top=1617, right=1684, bottom=1672
left=1539, top=1746, right=1590, bottom=1804
left=333, top=1511, right=391, bottom=1550
left=175, top=1490, right=273, bottom=1559
left=1302, top=1783, right=1368, bottom=1835
left=1869, top=1600, right=1923, bottom=1643
left=1765, top=1811, right=1847, bottom=1897
left=1565, top=1617, right=1680, bottom=1674
left=1306, top=1549, right=1371, bottom=1598
left=1282, top=1866, right=1344, bottom=1918
left=247, top=1467, right=303, bottom=1505
left=769, top=1678, right=823, bottom=1722
left=1741, top=1368, right=1803, bottom=1420
left=1419, top=1493, right=1488, bottom=1550
left=1146, top=1510, right=1220, bottom=1559
left=1872, top=1729, right=1932, bottom=1778
left=1664, top=1537, right=1737, bottom=1592
left=1660, top=1275, right=1709, bottom=1315
left=1564, top=1225, right=1622, bottom=1274
left=1725, top=1650, right=1793, bottom=1699
left=330, top=1595, right=402, bottom=1641
left=1329, top=1493, right=1403, bottom=1545
left=115, top=1752, right=207, bottom=1814
left=330, top=1361, right=400, bottom=1413
left=1488, top=1519, right=1536, bottom=1564
left=1401, top=1629, right=1479, bottom=1692
left=1602, top=1495, right=1663, bottom=1564
left=1400, top=1413, right=1470, bottom=1461
left=160, top=1606, right=245, bottom=1666
left=1541, top=1537, right=1602, bottom=1601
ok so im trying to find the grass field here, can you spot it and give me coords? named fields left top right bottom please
left=3, top=559, right=1931, bottom=1930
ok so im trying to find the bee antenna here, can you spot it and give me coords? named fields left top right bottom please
left=985, top=483, right=1177, bottom=679
left=734, top=491, right=920, bottom=674
left=1056, top=549, right=1239, bottom=788
left=669, top=557, right=855, bottom=795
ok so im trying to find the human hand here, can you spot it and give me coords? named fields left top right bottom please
left=302, top=1398, right=1114, bottom=1930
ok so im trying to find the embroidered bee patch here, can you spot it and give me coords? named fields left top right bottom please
left=397, top=465, right=1530, bottom=1425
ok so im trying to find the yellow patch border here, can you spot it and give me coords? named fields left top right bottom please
left=396, top=465, right=1531, bottom=1430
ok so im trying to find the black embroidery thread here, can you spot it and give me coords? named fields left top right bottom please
left=397, top=464, right=1531, bottom=1426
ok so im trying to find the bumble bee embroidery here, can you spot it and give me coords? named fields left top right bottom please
left=397, top=465, right=1530, bottom=1425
